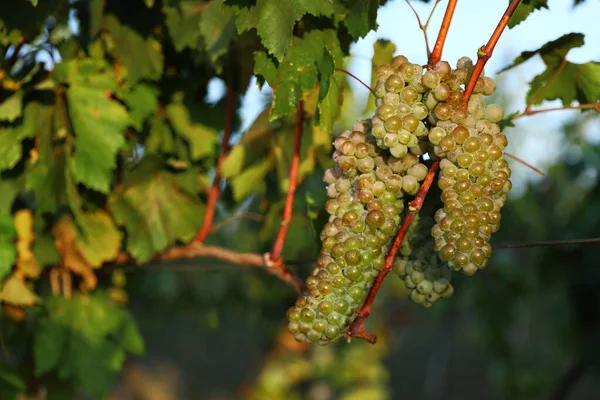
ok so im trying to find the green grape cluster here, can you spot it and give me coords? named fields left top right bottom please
left=288, top=54, right=512, bottom=343
left=287, top=120, right=430, bottom=344
left=425, top=57, right=511, bottom=275
left=394, top=214, right=454, bottom=307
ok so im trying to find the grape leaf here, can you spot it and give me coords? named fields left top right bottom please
left=235, top=0, right=335, bottom=60
left=0, top=275, right=41, bottom=306
left=200, top=0, right=237, bottom=71
left=76, top=210, right=123, bottom=268
left=341, top=0, right=380, bottom=40
left=123, top=83, right=159, bottom=131
left=254, top=29, right=344, bottom=120
left=0, top=364, right=25, bottom=400
left=62, top=59, right=129, bottom=193
left=109, top=170, right=204, bottom=262
left=229, top=154, right=273, bottom=200
left=0, top=127, right=22, bottom=172
left=34, top=319, right=68, bottom=376
left=0, top=90, right=22, bottom=122
left=500, top=33, right=600, bottom=105
left=163, top=0, right=203, bottom=51
left=500, top=33, right=585, bottom=72
left=103, top=15, right=164, bottom=83
left=317, top=74, right=343, bottom=131
left=0, top=215, right=16, bottom=281
left=508, top=0, right=548, bottom=28
left=166, top=95, right=218, bottom=160
left=35, top=293, right=144, bottom=399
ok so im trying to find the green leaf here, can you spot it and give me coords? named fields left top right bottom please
left=0, top=215, right=16, bottom=280
left=109, top=170, right=204, bottom=262
left=200, top=0, right=237, bottom=71
left=221, top=107, right=272, bottom=178
left=235, top=0, right=335, bottom=60
left=0, top=127, right=22, bottom=172
left=500, top=33, right=600, bottom=106
left=229, top=154, right=273, bottom=201
left=65, top=60, right=129, bottom=193
left=255, top=29, right=344, bottom=119
left=500, top=33, right=584, bottom=72
left=123, top=84, right=159, bottom=131
left=34, top=319, right=68, bottom=376
left=163, top=0, right=203, bottom=52
left=0, top=275, right=41, bottom=306
left=36, top=293, right=143, bottom=399
left=32, top=232, right=61, bottom=268
left=27, top=0, right=39, bottom=6
left=0, top=90, right=23, bottom=122
left=0, top=363, right=25, bottom=400
left=317, top=74, right=343, bottom=131
left=166, top=95, right=217, bottom=160
left=364, top=39, right=396, bottom=114
left=103, top=15, right=164, bottom=83
left=146, top=116, right=177, bottom=154
left=342, top=0, right=380, bottom=40
left=76, top=210, right=123, bottom=267
left=508, top=0, right=548, bottom=28
left=119, top=315, right=145, bottom=355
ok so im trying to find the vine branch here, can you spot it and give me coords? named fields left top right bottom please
left=429, top=0, right=458, bottom=65
left=550, top=360, right=586, bottom=400
left=347, top=160, right=440, bottom=344
left=117, top=243, right=304, bottom=293
left=269, top=101, right=304, bottom=264
left=463, top=0, right=522, bottom=107
left=195, top=85, right=235, bottom=243
left=511, top=102, right=600, bottom=120
left=495, top=237, right=600, bottom=250
left=406, top=0, right=442, bottom=61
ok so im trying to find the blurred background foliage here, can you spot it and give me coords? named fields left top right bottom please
left=0, top=0, right=599, bottom=399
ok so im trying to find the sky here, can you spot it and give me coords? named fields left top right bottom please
left=234, top=0, right=600, bottom=195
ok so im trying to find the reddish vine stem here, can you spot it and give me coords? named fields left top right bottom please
left=512, top=102, right=600, bottom=120
left=269, top=101, right=304, bottom=264
left=462, top=0, right=522, bottom=107
left=347, top=160, right=440, bottom=344
left=429, top=0, right=458, bottom=65
left=505, top=152, right=545, bottom=176
left=195, top=85, right=235, bottom=243
left=335, top=68, right=375, bottom=96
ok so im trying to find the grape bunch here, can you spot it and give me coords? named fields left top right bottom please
left=394, top=213, right=454, bottom=307
left=287, top=54, right=512, bottom=343
left=423, top=57, right=511, bottom=275
left=287, top=120, right=430, bottom=344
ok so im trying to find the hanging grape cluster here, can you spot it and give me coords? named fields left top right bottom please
left=287, top=55, right=511, bottom=344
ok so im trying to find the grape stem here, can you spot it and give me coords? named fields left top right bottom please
left=347, top=160, right=441, bottom=344
left=269, top=101, right=304, bottom=264
left=511, top=102, right=600, bottom=120
left=195, top=85, right=236, bottom=243
left=429, top=0, right=458, bottom=65
left=462, top=0, right=522, bottom=108
left=334, top=68, right=375, bottom=96
left=405, top=0, right=442, bottom=61
left=505, top=152, right=545, bottom=176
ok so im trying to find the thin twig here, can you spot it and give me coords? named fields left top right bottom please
left=463, top=0, right=522, bottom=107
left=406, top=0, right=442, bottom=60
left=209, top=212, right=265, bottom=233
left=495, top=237, right=600, bottom=250
left=511, top=102, right=600, bottom=120
left=270, top=101, right=304, bottom=263
left=347, top=160, right=440, bottom=343
left=196, top=86, right=236, bottom=242
left=429, top=0, right=458, bottom=65
left=550, top=360, right=586, bottom=400
left=335, top=68, right=376, bottom=96
left=6, top=41, right=25, bottom=69
left=505, top=152, right=545, bottom=176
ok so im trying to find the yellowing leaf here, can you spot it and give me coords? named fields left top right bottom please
left=0, top=274, right=40, bottom=306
